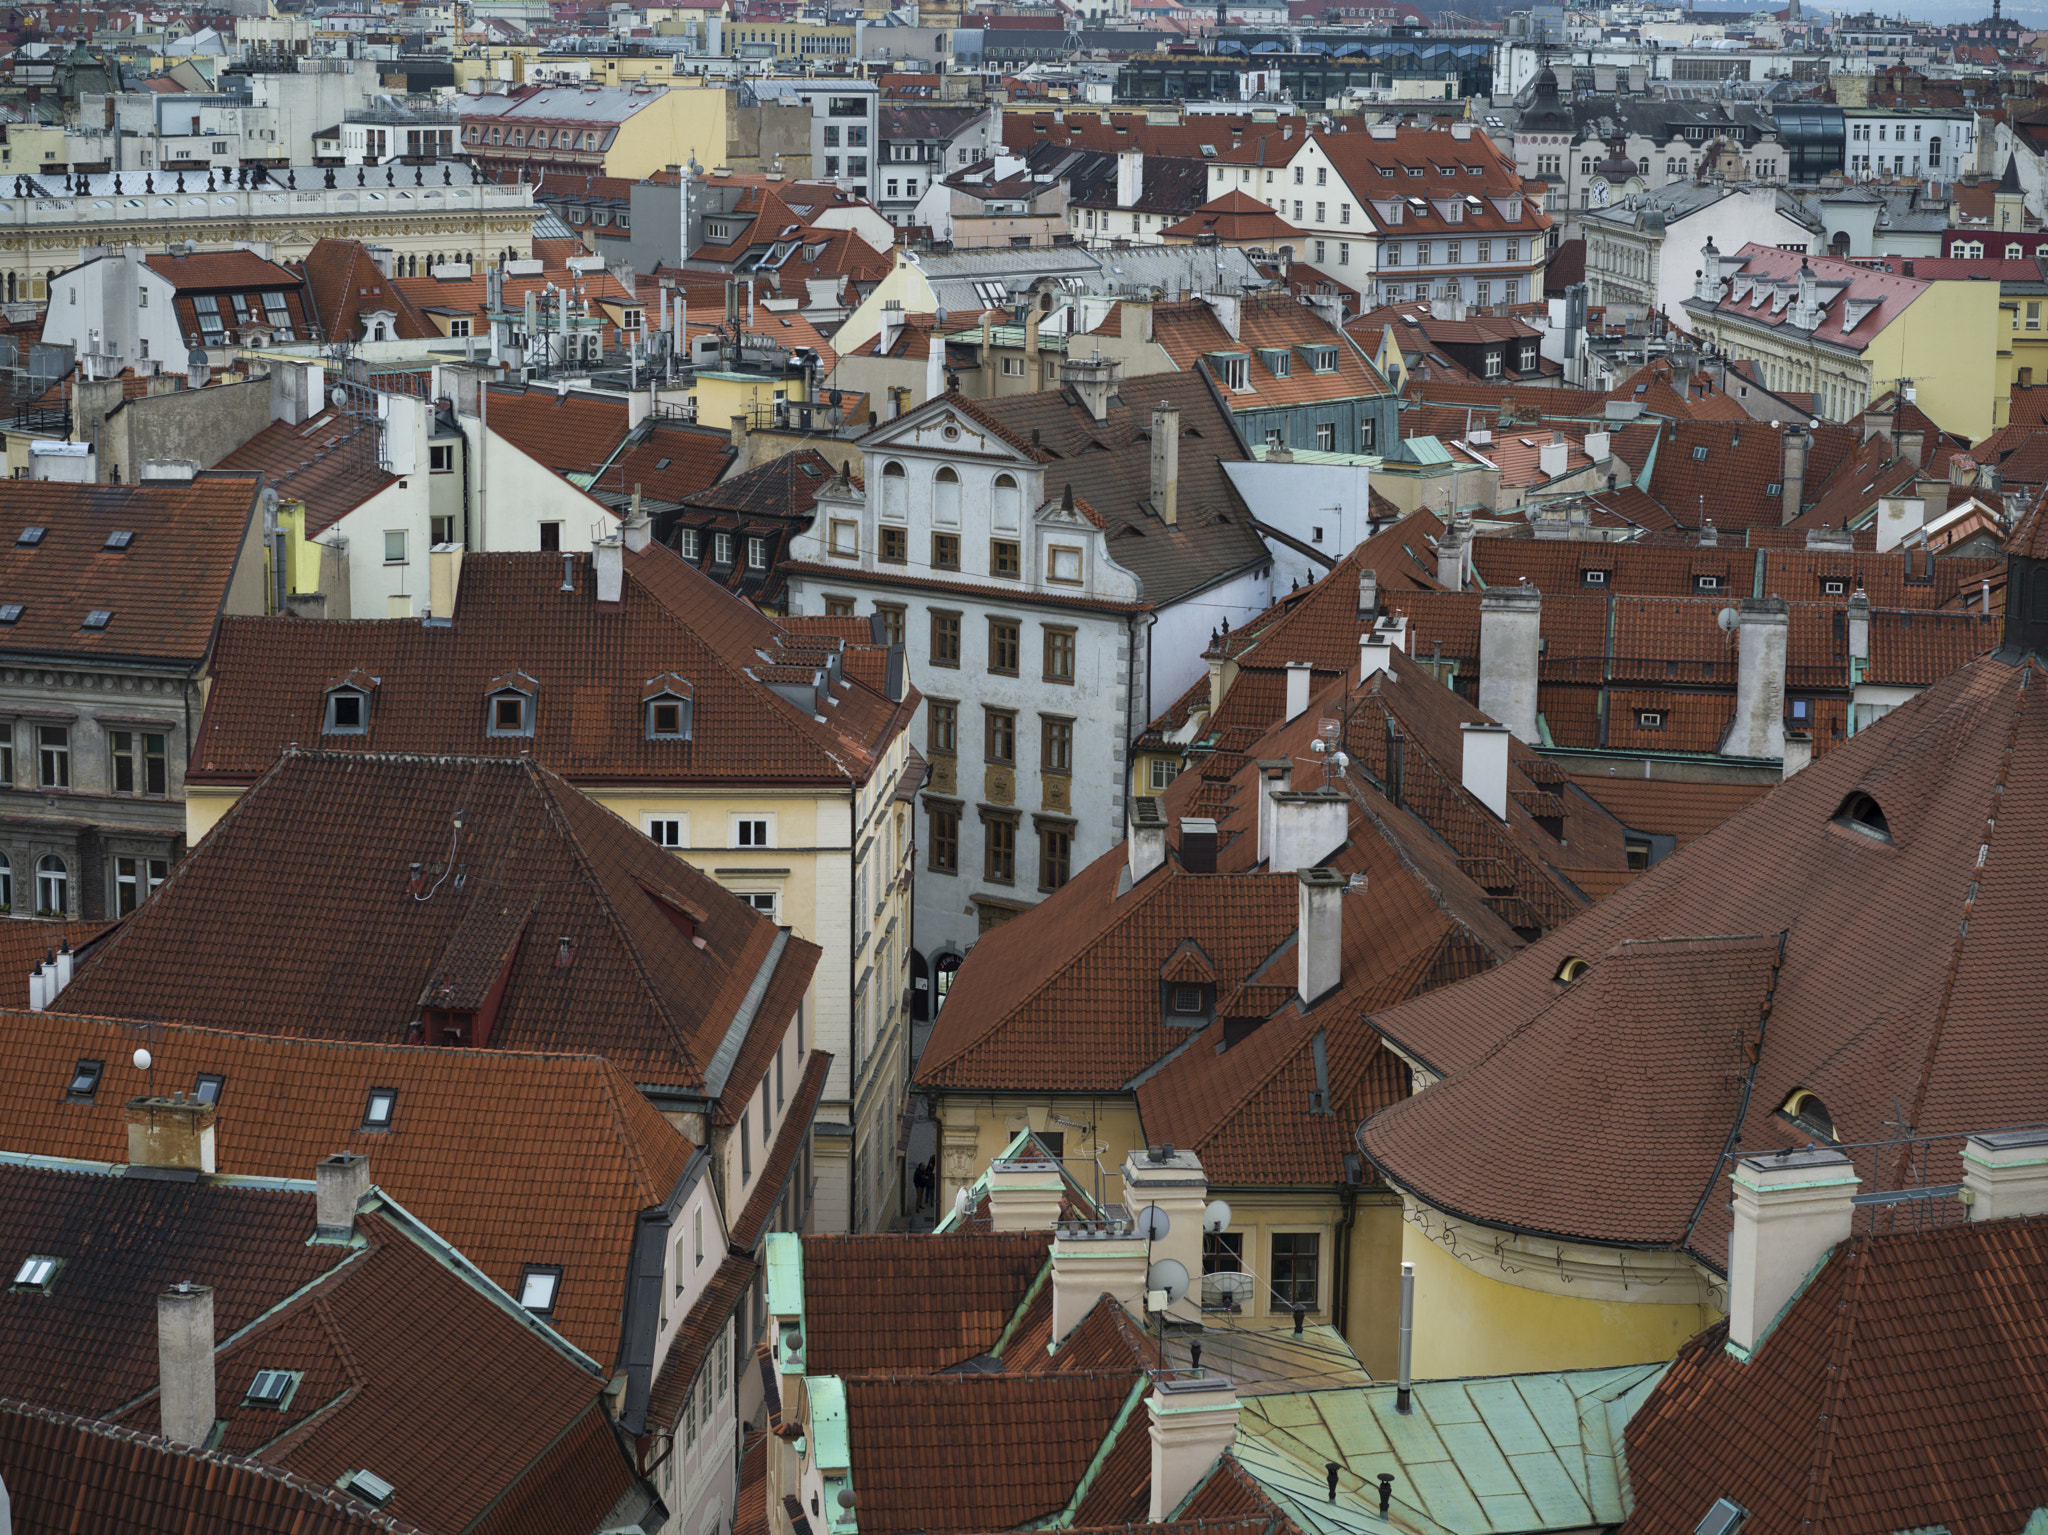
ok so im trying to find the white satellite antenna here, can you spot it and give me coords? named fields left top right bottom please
left=1134, top=1203, right=1171, bottom=1241
left=1202, top=1199, right=1232, bottom=1233
left=1146, top=1258, right=1189, bottom=1312
left=1716, top=606, right=1740, bottom=634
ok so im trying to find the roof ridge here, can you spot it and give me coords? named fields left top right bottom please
left=1796, top=1238, right=1872, bottom=1527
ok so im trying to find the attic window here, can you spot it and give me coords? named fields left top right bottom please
left=655, top=457, right=672, bottom=471
left=1823, top=580, right=1846, bottom=595
left=646, top=690, right=694, bottom=741
left=244, top=1369, right=300, bottom=1408
left=1765, top=482, right=1783, bottom=497
left=1691, top=445, right=1709, bottom=461
left=1637, top=709, right=1665, bottom=730
left=1171, top=985, right=1204, bottom=1014
left=1779, top=1088, right=1836, bottom=1141
left=325, top=689, right=368, bottom=735
left=16, top=527, right=43, bottom=546
left=339, top=1470, right=396, bottom=1509
left=0, top=605, right=21, bottom=624
left=1581, top=569, right=1609, bottom=587
left=519, top=1265, right=562, bottom=1314
left=1835, top=792, right=1892, bottom=844
left=193, top=1074, right=224, bottom=1107
left=487, top=690, right=534, bottom=737
left=1695, top=575, right=1721, bottom=592
left=67, top=1059, right=103, bottom=1102
left=1554, top=956, right=1590, bottom=984
left=83, top=610, right=112, bottom=630
left=11, top=1256, right=58, bottom=1292
left=1695, top=1500, right=1746, bottom=1535
left=361, top=1087, right=397, bottom=1130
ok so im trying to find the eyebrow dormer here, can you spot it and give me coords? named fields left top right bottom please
left=322, top=669, right=379, bottom=735
left=643, top=672, right=694, bottom=741
left=485, top=669, right=538, bottom=738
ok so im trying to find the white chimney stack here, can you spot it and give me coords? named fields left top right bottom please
left=1459, top=723, right=1511, bottom=820
left=1127, top=797, right=1168, bottom=884
left=1147, top=1377, right=1241, bottom=1522
left=1119, top=1144, right=1207, bottom=1323
left=28, top=960, right=45, bottom=1011
left=1360, top=635, right=1395, bottom=683
left=1436, top=519, right=1469, bottom=591
left=1050, top=1221, right=1151, bottom=1341
left=1726, top=1148, right=1858, bottom=1354
left=1255, top=760, right=1291, bottom=868
left=157, top=1283, right=216, bottom=1448
left=1726, top=598, right=1789, bottom=761
left=1296, top=867, right=1345, bottom=1005
left=1781, top=731, right=1813, bottom=780
left=1269, top=789, right=1348, bottom=876
left=1961, top=1128, right=2048, bottom=1221
left=1538, top=432, right=1569, bottom=479
left=1117, top=148, right=1144, bottom=208
left=316, top=1152, right=372, bottom=1241
left=593, top=533, right=625, bottom=604
left=1477, top=586, right=1542, bottom=743
left=1284, top=661, right=1313, bottom=723
left=1846, top=591, right=1870, bottom=662
left=987, top=1148, right=1065, bottom=1231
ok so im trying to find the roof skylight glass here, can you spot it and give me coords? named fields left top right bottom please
left=12, top=1256, right=56, bottom=1288
left=16, top=526, right=43, bottom=546
left=83, top=610, right=112, bottom=630
left=104, top=530, right=133, bottom=550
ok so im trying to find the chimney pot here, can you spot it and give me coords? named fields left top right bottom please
left=1436, top=518, right=1470, bottom=590
left=315, top=1151, right=372, bottom=1241
left=1961, top=1128, right=2048, bottom=1221
left=1726, top=1148, right=1857, bottom=1353
left=157, top=1283, right=215, bottom=1448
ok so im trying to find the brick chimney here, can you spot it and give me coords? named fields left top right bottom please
left=1725, top=597, right=1788, bottom=761
left=316, top=1152, right=372, bottom=1242
left=1151, top=401, right=1179, bottom=525
left=1477, top=585, right=1541, bottom=743
left=1726, top=1148, right=1857, bottom=1354
left=157, top=1282, right=216, bottom=1448
left=1050, top=1219, right=1150, bottom=1341
left=1962, top=1128, right=2048, bottom=1220
left=1459, top=722, right=1511, bottom=820
left=1296, top=867, right=1345, bottom=1005
left=126, top=1096, right=217, bottom=1174
left=1147, top=1376, right=1241, bottom=1521
left=1128, top=797, right=1168, bottom=883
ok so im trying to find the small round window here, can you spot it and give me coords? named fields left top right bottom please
left=941, top=424, right=961, bottom=441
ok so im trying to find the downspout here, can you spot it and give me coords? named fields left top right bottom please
left=1333, top=1163, right=1360, bottom=1339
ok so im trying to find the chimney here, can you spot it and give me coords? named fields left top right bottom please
left=1120, top=1144, right=1206, bottom=1321
left=1360, top=635, right=1395, bottom=682
left=1847, top=591, right=1870, bottom=662
left=1151, top=401, right=1179, bottom=524
left=1356, top=566, right=1378, bottom=621
left=1726, top=598, right=1789, bottom=761
left=622, top=485, right=653, bottom=552
left=1537, top=431, right=1568, bottom=480
left=1147, top=1377, right=1241, bottom=1522
left=1583, top=428, right=1610, bottom=462
left=1459, top=722, right=1511, bottom=820
left=1270, top=790, right=1348, bottom=877
left=1961, top=1128, right=2048, bottom=1220
left=1700, top=519, right=1718, bottom=547
left=987, top=1147, right=1065, bottom=1231
left=1296, top=867, right=1345, bottom=1005
left=1726, top=1148, right=1858, bottom=1354
left=878, top=300, right=904, bottom=357
left=1436, top=518, right=1469, bottom=591
left=1061, top=355, right=1119, bottom=423
left=1862, top=405, right=1896, bottom=449
left=1875, top=495, right=1927, bottom=553
left=1255, top=759, right=1292, bottom=867
left=157, top=1283, right=216, bottom=1448
left=1127, top=797, right=1168, bottom=884
left=729, top=412, right=748, bottom=465
left=593, top=533, right=624, bottom=604
left=1780, top=425, right=1808, bottom=525
left=315, top=1151, right=372, bottom=1241
left=427, top=542, right=464, bottom=624
left=1179, top=817, right=1218, bottom=874
left=1781, top=730, right=1813, bottom=780
left=1374, top=614, right=1409, bottom=653
left=1050, top=1219, right=1150, bottom=1341
left=125, top=1096, right=217, bottom=1174
left=1897, top=426, right=1925, bottom=465
left=1284, top=661, right=1313, bottom=722
left=1477, top=585, right=1542, bottom=743
left=1117, top=148, right=1144, bottom=207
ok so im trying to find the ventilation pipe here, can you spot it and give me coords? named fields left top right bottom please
left=1395, top=1261, right=1414, bottom=1412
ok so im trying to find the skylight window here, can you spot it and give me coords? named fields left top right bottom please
left=1695, top=1498, right=1746, bottom=1535
left=12, top=1255, right=57, bottom=1290
left=103, top=530, right=133, bottom=550
left=194, top=1074, right=224, bottom=1107
left=1554, top=956, right=1590, bottom=984
left=0, top=604, right=21, bottom=624
left=339, top=1469, right=396, bottom=1508
left=16, top=527, right=43, bottom=546
left=1834, top=791, right=1892, bottom=844
left=67, top=1059, right=103, bottom=1102
left=362, top=1087, right=396, bottom=1130
left=654, top=457, right=672, bottom=471
left=83, top=610, right=112, bottom=631
left=1691, top=445, right=1709, bottom=461
left=519, top=1265, right=561, bottom=1313
left=245, top=1368, right=298, bottom=1407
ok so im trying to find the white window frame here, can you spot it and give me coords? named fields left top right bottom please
left=729, top=813, right=776, bottom=849
left=644, top=813, right=688, bottom=848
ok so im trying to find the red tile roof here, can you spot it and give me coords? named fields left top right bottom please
left=1696, top=245, right=1929, bottom=353
left=1159, top=188, right=1307, bottom=243
left=597, top=420, right=735, bottom=505
left=60, top=752, right=819, bottom=1101
left=481, top=383, right=633, bottom=481
left=218, top=411, right=398, bottom=535
left=1566, top=774, right=1774, bottom=847
left=0, top=473, right=260, bottom=664
left=800, top=1232, right=1050, bottom=1373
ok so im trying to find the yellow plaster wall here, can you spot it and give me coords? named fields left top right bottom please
left=1865, top=277, right=2002, bottom=442
left=1400, top=1222, right=1715, bottom=1379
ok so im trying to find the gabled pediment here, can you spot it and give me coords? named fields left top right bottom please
left=863, top=397, right=1038, bottom=465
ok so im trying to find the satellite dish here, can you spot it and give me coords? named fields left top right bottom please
left=132, top=1048, right=151, bottom=1071
left=1717, top=606, right=1740, bottom=633
left=329, top=386, right=347, bottom=409
left=1202, top=1199, right=1233, bottom=1234
left=934, top=306, right=948, bottom=324
left=1135, top=1203, right=1171, bottom=1241
left=1147, top=1258, right=1189, bottom=1305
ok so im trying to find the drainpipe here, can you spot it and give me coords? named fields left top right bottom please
left=1395, top=1261, right=1415, bottom=1413
left=1332, top=1171, right=1359, bottom=1339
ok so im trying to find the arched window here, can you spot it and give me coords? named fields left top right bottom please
left=992, top=472, right=1021, bottom=531
left=2009, top=242, right=2024, bottom=259
left=1554, top=955, right=1590, bottom=984
left=881, top=459, right=906, bottom=519
left=35, top=855, right=66, bottom=916
left=1780, top=1088, right=1836, bottom=1140
left=1835, top=791, right=1891, bottom=843
left=374, top=322, right=387, bottom=341
left=932, top=465, right=960, bottom=526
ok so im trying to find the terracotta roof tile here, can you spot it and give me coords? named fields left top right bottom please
left=1566, top=775, right=1774, bottom=847
left=593, top=420, right=735, bottom=506
left=482, top=384, right=633, bottom=481
left=800, top=1232, right=1050, bottom=1374
left=220, top=412, right=398, bottom=536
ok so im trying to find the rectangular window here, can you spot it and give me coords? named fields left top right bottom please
left=932, top=532, right=960, bottom=570
left=1150, top=757, right=1175, bottom=791
left=1316, top=423, right=1336, bottom=452
left=1041, top=716, right=1072, bottom=775
left=1046, top=546, right=1082, bottom=585
left=931, top=611, right=961, bottom=667
left=1038, top=824, right=1071, bottom=891
left=875, top=603, right=905, bottom=646
left=825, top=596, right=856, bottom=618
left=37, top=725, right=67, bottom=789
left=748, top=537, right=767, bottom=570
left=110, top=731, right=167, bottom=797
left=990, top=540, right=1020, bottom=579
left=1043, top=627, right=1075, bottom=682
left=714, top=532, right=735, bottom=565
left=985, top=707, right=1016, bottom=765
left=929, top=701, right=958, bottom=756
left=880, top=527, right=907, bottom=563
left=383, top=530, right=406, bottom=565
left=988, top=618, right=1020, bottom=675
left=1202, top=1231, right=1245, bottom=1311
left=679, top=528, right=701, bottom=560
left=929, top=801, right=959, bottom=872
left=984, top=816, right=1016, bottom=883
left=732, top=817, right=772, bottom=848
left=1001, top=357, right=1023, bottom=376
left=113, top=856, right=167, bottom=916
left=828, top=519, right=858, bottom=557
left=1271, top=1232, right=1321, bottom=1311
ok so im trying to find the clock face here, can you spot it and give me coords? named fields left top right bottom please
left=1591, top=180, right=1611, bottom=207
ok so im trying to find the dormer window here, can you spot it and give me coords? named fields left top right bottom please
left=1695, top=575, right=1722, bottom=592
left=325, top=688, right=369, bottom=734
left=1636, top=709, right=1665, bottom=730
left=1823, top=579, right=1846, bottom=595
left=490, top=693, right=531, bottom=735
left=1581, top=568, right=1609, bottom=587
left=1171, top=985, right=1205, bottom=1015
left=1554, top=956, right=1590, bottom=984
left=645, top=673, right=694, bottom=741
left=1834, top=791, right=1892, bottom=844
left=1779, top=1088, right=1836, bottom=1141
